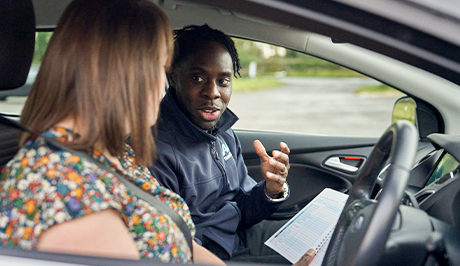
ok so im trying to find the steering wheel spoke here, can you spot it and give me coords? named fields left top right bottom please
left=344, top=199, right=375, bottom=223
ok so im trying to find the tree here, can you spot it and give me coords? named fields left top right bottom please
left=32, top=32, right=53, bottom=65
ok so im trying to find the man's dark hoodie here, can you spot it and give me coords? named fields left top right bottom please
left=148, top=89, right=288, bottom=257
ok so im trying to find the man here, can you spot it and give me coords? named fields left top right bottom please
left=149, top=24, right=292, bottom=263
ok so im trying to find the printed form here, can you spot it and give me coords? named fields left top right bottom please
left=265, top=188, right=349, bottom=265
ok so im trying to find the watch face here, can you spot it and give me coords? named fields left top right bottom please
left=282, top=182, right=289, bottom=198
left=265, top=182, right=290, bottom=202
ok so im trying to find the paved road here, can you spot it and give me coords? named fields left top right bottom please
left=228, top=77, right=404, bottom=137
left=0, top=77, right=404, bottom=138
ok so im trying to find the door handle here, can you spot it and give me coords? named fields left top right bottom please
left=324, top=156, right=364, bottom=173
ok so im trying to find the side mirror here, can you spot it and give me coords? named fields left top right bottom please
left=392, top=97, right=417, bottom=126
left=392, top=96, right=444, bottom=140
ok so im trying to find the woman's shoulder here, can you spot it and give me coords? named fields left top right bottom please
left=0, top=136, right=123, bottom=214
left=2, top=137, right=106, bottom=187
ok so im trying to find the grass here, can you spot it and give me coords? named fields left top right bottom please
left=232, top=77, right=284, bottom=92
left=233, top=78, right=405, bottom=98
left=286, top=69, right=365, bottom=78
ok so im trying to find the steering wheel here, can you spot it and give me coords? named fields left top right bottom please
left=322, top=120, right=418, bottom=266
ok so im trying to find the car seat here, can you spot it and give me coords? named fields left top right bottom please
left=0, top=0, right=36, bottom=167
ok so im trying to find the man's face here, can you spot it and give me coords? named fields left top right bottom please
left=172, top=41, right=233, bottom=131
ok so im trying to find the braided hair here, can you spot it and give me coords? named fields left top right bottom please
left=171, top=24, right=242, bottom=78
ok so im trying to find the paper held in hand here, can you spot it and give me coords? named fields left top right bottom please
left=265, top=188, right=349, bottom=265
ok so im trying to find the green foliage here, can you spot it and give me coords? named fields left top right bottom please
left=32, top=32, right=53, bottom=65
left=232, top=77, right=284, bottom=92
left=355, top=84, right=398, bottom=94
left=232, top=38, right=362, bottom=78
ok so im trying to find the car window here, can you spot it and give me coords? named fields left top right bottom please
left=1, top=35, right=406, bottom=138
left=426, top=153, right=460, bottom=186
left=0, top=32, right=52, bottom=115
left=229, top=38, right=406, bottom=137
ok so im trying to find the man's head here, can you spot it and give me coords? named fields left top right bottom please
left=169, top=25, right=241, bottom=131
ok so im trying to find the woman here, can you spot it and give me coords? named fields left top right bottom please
left=0, top=0, right=224, bottom=264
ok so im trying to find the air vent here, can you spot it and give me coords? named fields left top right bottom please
left=415, top=190, right=435, bottom=204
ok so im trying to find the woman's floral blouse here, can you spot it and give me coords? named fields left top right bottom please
left=0, top=127, right=194, bottom=263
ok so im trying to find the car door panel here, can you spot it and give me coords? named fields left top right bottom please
left=235, top=129, right=378, bottom=218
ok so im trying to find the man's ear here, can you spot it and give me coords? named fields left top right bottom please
left=167, top=69, right=177, bottom=87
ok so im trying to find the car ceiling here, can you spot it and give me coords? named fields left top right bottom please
left=33, top=0, right=312, bottom=51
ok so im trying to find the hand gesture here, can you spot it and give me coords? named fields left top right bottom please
left=254, top=140, right=290, bottom=197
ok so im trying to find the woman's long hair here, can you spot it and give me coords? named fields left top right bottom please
left=20, top=0, right=173, bottom=166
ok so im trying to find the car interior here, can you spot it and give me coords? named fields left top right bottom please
left=2, top=0, right=460, bottom=265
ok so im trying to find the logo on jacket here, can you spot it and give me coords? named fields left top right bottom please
left=221, top=142, right=233, bottom=161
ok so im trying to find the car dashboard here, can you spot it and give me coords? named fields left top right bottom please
left=377, top=133, right=460, bottom=229
left=369, top=133, right=460, bottom=265
left=413, top=134, right=460, bottom=229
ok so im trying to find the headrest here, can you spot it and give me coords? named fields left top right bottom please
left=0, top=0, right=35, bottom=90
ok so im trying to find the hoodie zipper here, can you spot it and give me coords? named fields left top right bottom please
left=211, top=140, right=228, bottom=188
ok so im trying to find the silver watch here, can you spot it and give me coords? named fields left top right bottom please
left=264, top=182, right=289, bottom=202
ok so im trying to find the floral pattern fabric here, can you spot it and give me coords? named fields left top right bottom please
left=0, top=127, right=194, bottom=263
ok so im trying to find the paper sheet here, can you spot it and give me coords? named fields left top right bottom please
left=265, top=188, right=348, bottom=264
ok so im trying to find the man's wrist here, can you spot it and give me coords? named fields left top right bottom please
left=266, top=187, right=283, bottom=198
left=264, top=182, right=289, bottom=202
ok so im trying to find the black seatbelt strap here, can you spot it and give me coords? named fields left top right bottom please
left=0, top=115, right=194, bottom=257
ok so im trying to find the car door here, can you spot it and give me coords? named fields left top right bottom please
left=237, top=130, right=375, bottom=218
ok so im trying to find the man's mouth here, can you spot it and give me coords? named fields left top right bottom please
left=198, top=107, right=220, bottom=120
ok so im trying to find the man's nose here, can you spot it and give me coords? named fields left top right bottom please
left=202, top=81, right=221, bottom=99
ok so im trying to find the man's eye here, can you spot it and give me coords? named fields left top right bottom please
left=191, top=76, right=204, bottom=82
left=219, top=79, right=230, bottom=86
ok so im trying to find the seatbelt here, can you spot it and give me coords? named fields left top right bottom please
left=0, top=115, right=194, bottom=257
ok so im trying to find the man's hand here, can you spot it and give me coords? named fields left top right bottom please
left=293, top=249, right=316, bottom=266
left=254, top=140, right=290, bottom=197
